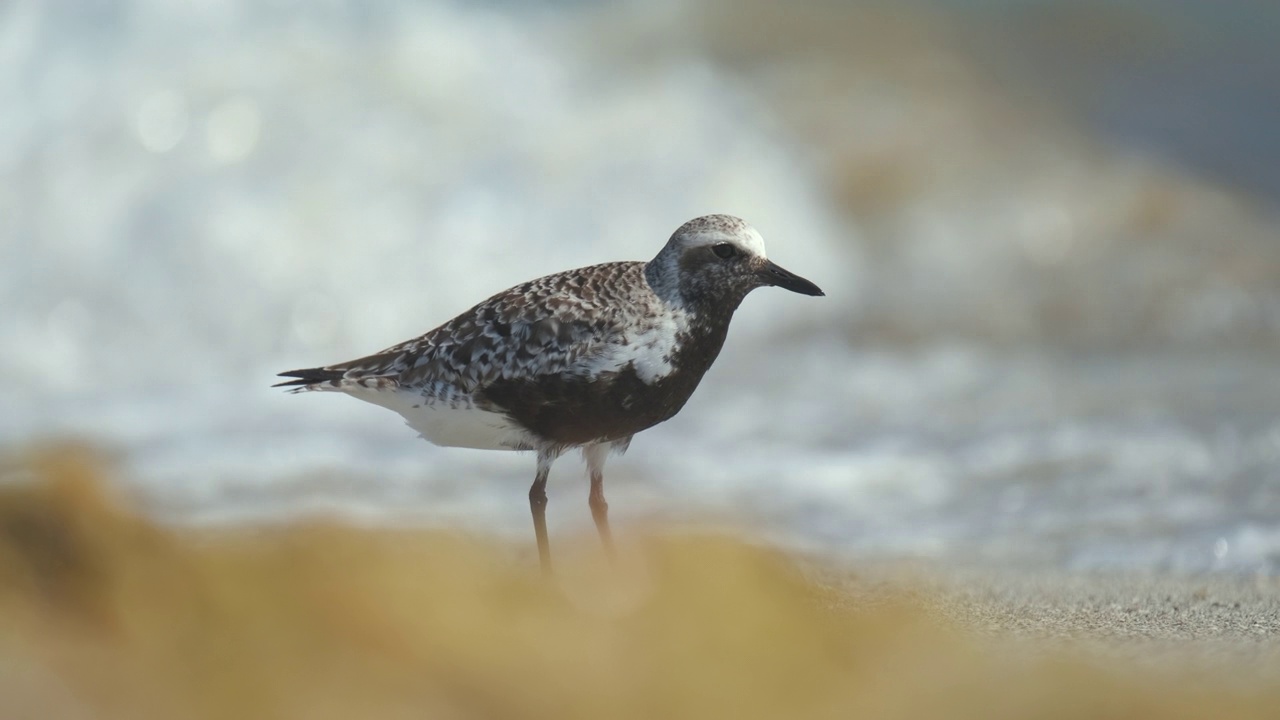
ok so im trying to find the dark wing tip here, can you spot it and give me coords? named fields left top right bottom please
left=272, top=367, right=345, bottom=388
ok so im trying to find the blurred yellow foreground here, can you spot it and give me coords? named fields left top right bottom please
left=0, top=446, right=1274, bottom=720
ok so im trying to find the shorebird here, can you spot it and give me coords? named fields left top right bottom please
left=276, top=214, right=823, bottom=574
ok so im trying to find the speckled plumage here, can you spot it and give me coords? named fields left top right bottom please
left=304, top=267, right=658, bottom=405
left=276, top=214, right=823, bottom=574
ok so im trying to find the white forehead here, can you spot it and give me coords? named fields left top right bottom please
left=667, top=214, right=768, bottom=258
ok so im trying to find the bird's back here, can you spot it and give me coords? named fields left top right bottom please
left=363, top=262, right=650, bottom=390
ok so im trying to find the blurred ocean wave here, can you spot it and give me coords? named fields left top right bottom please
left=685, top=0, right=1280, bottom=349
left=2, top=0, right=1278, bottom=573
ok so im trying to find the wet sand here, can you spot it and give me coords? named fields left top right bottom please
left=821, top=562, right=1280, bottom=683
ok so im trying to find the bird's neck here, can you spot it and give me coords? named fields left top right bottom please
left=661, top=308, right=734, bottom=397
left=636, top=256, right=738, bottom=403
left=642, top=251, right=751, bottom=317
left=643, top=250, right=683, bottom=306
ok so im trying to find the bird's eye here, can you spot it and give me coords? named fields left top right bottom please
left=712, top=243, right=737, bottom=259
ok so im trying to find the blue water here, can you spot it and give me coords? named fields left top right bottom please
left=3, top=0, right=1278, bottom=574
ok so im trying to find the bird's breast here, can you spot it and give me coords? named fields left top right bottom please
left=477, top=313, right=733, bottom=448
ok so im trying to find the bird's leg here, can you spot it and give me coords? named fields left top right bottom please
left=589, top=471, right=615, bottom=563
left=529, top=450, right=556, bottom=576
left=583, top=444, right=616, bottom=564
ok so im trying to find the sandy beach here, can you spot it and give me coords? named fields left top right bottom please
left=5, top=2, right=1278, bottom=717
left=821, top=562, right=1280, bottom=684
left=1, top=448, right=1278, bottom=719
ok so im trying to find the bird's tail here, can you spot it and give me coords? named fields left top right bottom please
left=274, top=366, right=402, bottom=394
left=272, top=367, right=347, bottom=392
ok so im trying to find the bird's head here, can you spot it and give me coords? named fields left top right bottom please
left=647, top=214, right=824, bottom=310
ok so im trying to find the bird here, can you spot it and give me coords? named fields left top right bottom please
left=275, top=214, right=824, bottom=575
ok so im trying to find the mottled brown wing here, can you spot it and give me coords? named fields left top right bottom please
left=322, top=262, right=645, bottom=397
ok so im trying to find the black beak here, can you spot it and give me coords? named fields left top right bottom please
left=758, top=260, right=824, bottom=297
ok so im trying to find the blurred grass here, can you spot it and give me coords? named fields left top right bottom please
left=0, top=445, right=1276, bottom=720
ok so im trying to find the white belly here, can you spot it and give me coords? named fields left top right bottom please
left=345, top=386, right=532, bottom=450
